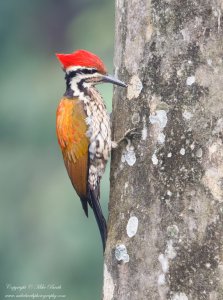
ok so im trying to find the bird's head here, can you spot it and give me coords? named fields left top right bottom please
left=56, top=50, right=127, bottom=96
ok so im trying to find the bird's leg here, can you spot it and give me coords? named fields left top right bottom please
left=112, top=128, right=141, bottom=148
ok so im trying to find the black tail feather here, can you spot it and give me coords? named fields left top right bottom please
left=80, top=197, right=89, bottom=217
left=89, top=189, right=107, bottom=252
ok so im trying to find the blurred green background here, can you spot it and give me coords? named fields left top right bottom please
left=0, top=1, right=114, bottom=299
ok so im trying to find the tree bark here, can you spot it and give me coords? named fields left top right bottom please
left=103, top=0, right=223, bottom=299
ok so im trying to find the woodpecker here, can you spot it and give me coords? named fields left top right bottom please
left=56, top=49, right=127, bottom=251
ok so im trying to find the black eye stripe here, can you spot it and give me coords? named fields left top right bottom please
left=66, top=68, right=97, bottom=80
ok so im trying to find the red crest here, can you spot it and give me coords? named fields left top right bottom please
left=56, top=50, right=107, bottom=74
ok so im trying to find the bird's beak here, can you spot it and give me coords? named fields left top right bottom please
left=102, top=74, right=127, bottom=87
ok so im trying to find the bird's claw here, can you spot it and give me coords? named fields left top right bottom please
left=124, top=128, right=141, bottom=140
left=114, top=128, right=141, bottom=146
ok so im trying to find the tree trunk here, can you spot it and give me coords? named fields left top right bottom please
left=103, top=0, right=223, bottom=299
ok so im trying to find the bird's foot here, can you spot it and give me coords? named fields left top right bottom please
left=112, top=128, right=141, bottom=148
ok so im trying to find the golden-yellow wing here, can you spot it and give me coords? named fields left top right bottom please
left=56, top=97, right=89, bottom=205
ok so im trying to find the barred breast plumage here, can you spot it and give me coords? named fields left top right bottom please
left=85, top=87, right=111, bottom=189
